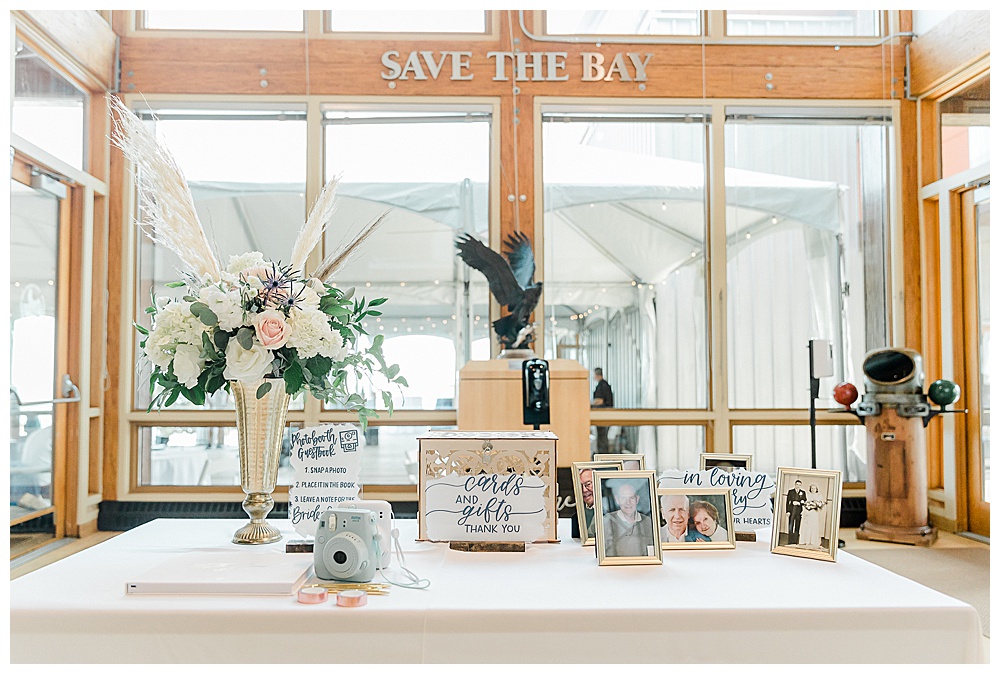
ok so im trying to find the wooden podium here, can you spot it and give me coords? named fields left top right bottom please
left=457, top=359, right=590, bottom=466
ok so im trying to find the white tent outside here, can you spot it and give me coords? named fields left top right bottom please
left=136, top=142, right=863, bottom=478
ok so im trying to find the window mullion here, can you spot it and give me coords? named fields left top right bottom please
left=708, top=102, right=730, bottom=453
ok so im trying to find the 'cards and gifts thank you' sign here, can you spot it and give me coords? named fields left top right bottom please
left=424, top=472, right=547, bottom=541
left=288, top=423, right=363, bottom=538
left=418, top=431, right=558, bottom=543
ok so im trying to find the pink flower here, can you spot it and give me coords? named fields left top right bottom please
left=252, top=309, right=290, bottom=349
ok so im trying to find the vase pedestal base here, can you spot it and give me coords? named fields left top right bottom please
left=232, top=492, right=282, bottom=545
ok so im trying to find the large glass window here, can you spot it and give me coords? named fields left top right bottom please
left=142, top=11, right=304, bottom=31
left=940, top=76, right=990, bottom=181
left=726, top=10, right=880, bottom=37
left=545, top=10, right=701, bottom=36
left=322, top=107, right=493, bottom=414
left=328, top=11, right=486, bottom=33
left=11, top=40, right=88, bottom=171
left=542, top=109, right=710, bottom=410
left=131, top=105, right=308, bottom=412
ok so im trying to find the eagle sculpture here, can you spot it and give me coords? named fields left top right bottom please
left=455, top=232, right=542, bottom=350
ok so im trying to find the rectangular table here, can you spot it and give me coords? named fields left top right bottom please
left=9, top=518, right=985, bottom=663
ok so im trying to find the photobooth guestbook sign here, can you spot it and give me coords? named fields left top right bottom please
left=288, top=424, right=363, bottom=538
left=418, top=431, right=558, bottom=543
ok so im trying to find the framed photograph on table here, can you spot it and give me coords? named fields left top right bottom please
left=572, top=460, right=624, bottom=545
left=593, top=471, right=662, bottom=566
left=771, top=467, right=842, bottom=562
left=699, top=453, right=753, bottom=472
left=656, top=488, right=736, bottom=550
left=594, top=453, right=645, bottom=471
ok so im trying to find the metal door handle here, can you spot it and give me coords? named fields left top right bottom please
left=10, top=375, right=82, bottom=406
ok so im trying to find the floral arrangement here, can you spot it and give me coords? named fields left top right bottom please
left=802, top=499, right=826, bottom=511
left=110, top=96, right=403, bottom=428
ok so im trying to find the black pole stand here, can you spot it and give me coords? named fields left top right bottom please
left=808, top=340, right=844, bottom=549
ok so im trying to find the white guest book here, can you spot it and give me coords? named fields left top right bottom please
left=126, top=550, right=313, bottom=595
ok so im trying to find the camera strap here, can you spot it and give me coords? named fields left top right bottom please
left=374, top=516, right=431, bottom=590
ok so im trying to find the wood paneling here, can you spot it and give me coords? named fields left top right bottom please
left=14, top=10, right=117, bottom=91
left=909, top=10, right=990, bottom=97
left=899, top=100, right=921, bottom=351
left=121, top=36, right=902, bottom=100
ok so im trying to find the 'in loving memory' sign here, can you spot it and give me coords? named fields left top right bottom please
left=658, top=469, right=775, bottom=532
left=288, top=423, right=363, bottom=538
left=424, top=472, right=547, bottom=542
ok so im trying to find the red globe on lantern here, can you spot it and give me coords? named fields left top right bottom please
left=833, top=382, right=859, bottom=408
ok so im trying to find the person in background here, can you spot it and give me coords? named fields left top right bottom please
left=591, top=368, right=614, bottom=454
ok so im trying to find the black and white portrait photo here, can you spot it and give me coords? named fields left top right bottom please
left=771, top=467, right=843, bottom=562
left=593, top=471, right=662, bottom=566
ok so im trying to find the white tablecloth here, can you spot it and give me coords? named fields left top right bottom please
left=9, top=518, right=984, bottom=664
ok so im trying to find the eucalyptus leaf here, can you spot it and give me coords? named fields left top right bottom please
left=256, top=381, right=272, bottom=399
left=237, top=327, right=254, bottom=350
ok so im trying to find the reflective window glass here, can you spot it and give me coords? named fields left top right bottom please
left=323, top=108, right=492, bottom=411
left=940, top=76, right=990, bottom=181
left=12, top=40, right=88, bottom=171
left=732, top=424, right=864, bottom=481
left=329, top=10, right=486, bottom=33
left=726, top=10, right=880, bottom=37
left=143, top=11, right=304, bottom=31
left=725, top=109, right=892, bottom=411
left=130, top=106, right=308, bottom=411
left=545, top=10, right=701, bottom=36
left=542, top=110, right=710, bottom=409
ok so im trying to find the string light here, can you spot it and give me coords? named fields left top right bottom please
left=400, top=282, right=406, bottom=287
left=365, top=282, right=371, bottom=287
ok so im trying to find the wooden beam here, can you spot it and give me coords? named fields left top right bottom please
left=899, top=99, right=921, bottom=351
left=909, top=10, right=990, bottom=97
left=13, top=10, right=118, bottom=91
left=120, top=36, right=900, bottom=100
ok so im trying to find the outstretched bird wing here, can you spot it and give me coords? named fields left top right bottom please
left=455, top=234, right=524, bottom=307
left=503, top=231, right=536, bottom=289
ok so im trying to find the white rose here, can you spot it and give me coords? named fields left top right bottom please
left=223, top=338, right=275, bottom=383
left=225, top=251, right=266, bottom=274
left=173, top=343, right=205, bottom=389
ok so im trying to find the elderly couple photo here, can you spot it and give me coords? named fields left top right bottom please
left=658, top=488, right=736, bottom=549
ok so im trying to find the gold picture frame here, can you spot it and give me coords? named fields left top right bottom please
left=594, top=471, right=662, bottom=566
left=656, top=487, right=737, bottom=550
left=572, top=460, right=624, bottom=546
left=771, top=467, right=843, bottom=562
left=593, top=453, right=646, bottom=470
left=699, top=453, right=753, bottom=472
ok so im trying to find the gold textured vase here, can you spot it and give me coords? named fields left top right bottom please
left=231, top=377, right=290, bottom=545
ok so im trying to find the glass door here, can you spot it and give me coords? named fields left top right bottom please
left=9, top=174, right=74, bottom=554
left=962, top=183, right=990, bottom=536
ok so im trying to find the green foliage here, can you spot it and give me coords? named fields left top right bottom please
left=137, top=274, right=407, bottom=428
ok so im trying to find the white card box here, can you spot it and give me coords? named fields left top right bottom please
left=417, top=430, right=558, bottom=543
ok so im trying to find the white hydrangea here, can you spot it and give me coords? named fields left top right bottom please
left=198, top=284, right=245, bottom=331
left=225, top=251, right=266, bottom=274
left=318, top=332, right=347, bottom=361
left=144, top=301, right=208, bottom=371
left=286, top=308, right=332, bottom=359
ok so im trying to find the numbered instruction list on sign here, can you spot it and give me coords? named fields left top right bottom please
left=288, top=424, right=363, bottom=539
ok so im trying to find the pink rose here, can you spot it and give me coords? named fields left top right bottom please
left=252, top=309, right=290, bottom=349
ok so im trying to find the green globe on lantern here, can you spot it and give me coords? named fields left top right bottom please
left=928, top=379, right=960, bottom=408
